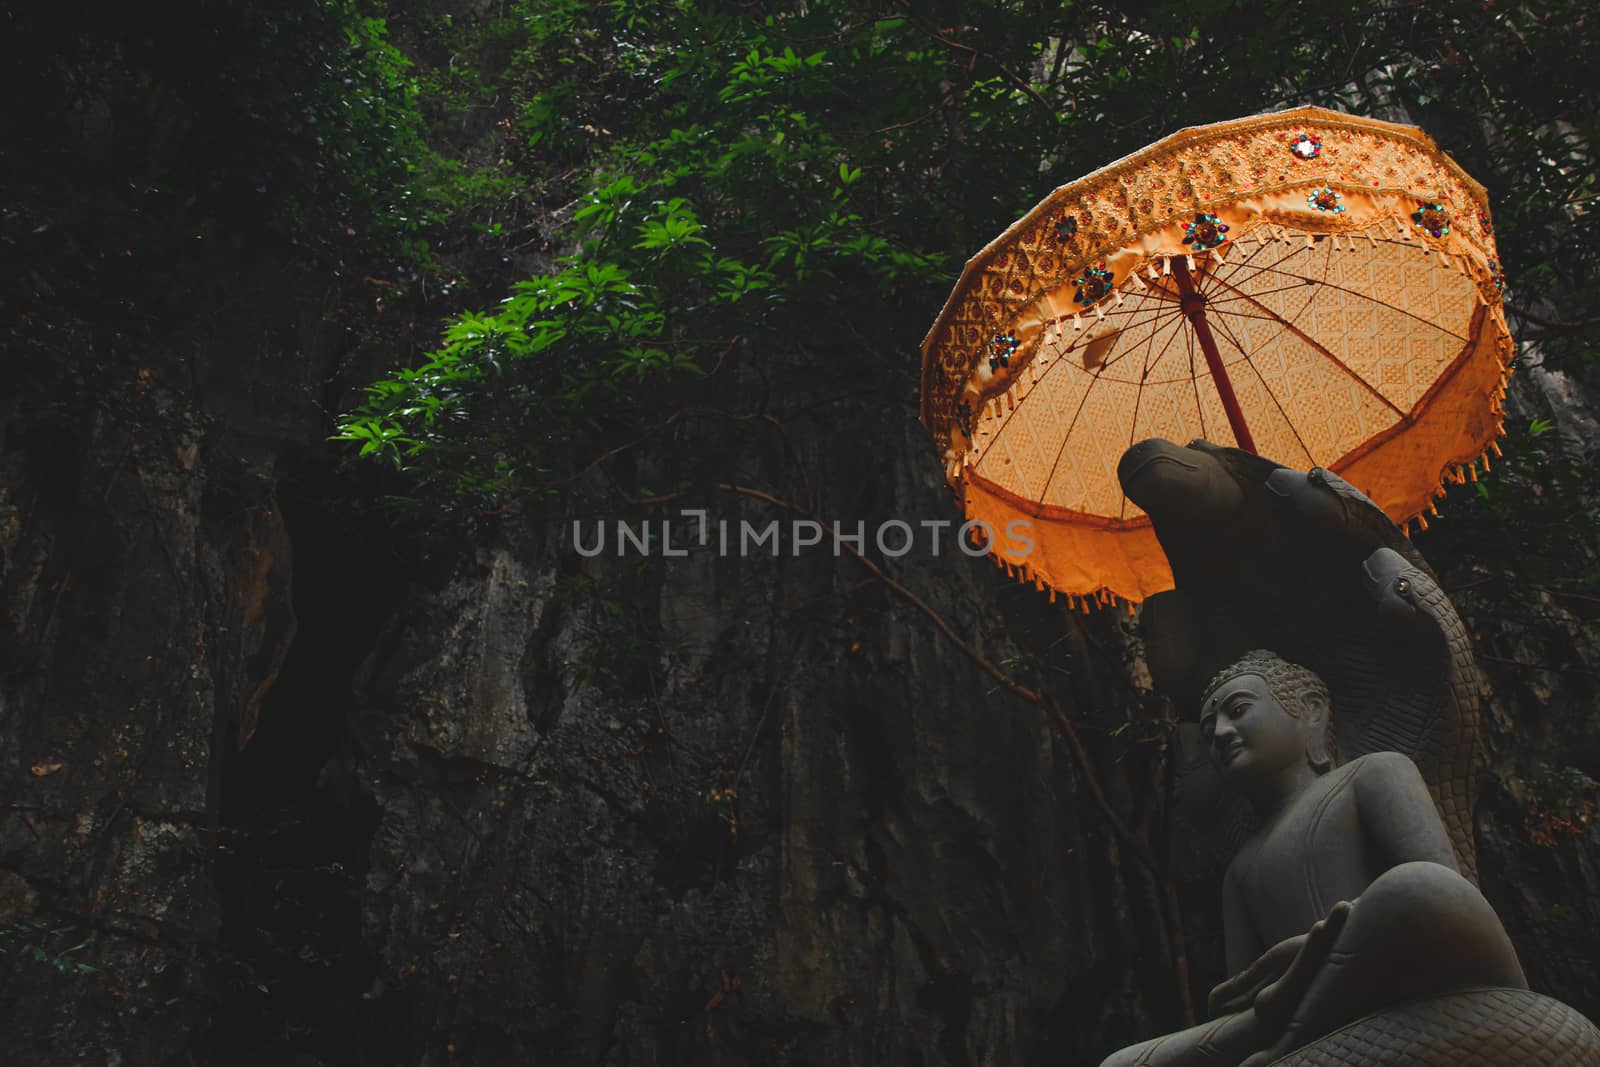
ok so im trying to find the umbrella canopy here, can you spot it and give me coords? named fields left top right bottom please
left=920, top=106, right=1512, bottom=608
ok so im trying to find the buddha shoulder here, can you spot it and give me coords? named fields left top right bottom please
left=1343, top=750, right=1426, bottom=793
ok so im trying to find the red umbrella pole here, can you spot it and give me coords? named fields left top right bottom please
left=1171, top=256, right=1256, bottom=454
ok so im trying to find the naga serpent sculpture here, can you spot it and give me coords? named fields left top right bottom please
left=1359, top=544, right=1481, bottom=885
left=1272, top=464, right=1481, bottom=885
left=1116, top=438, right=1600, bottom=1065
left=1120, top=440, right=1480, bottom=881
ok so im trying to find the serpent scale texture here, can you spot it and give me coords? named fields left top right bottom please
left=1275, top=988, right=1600, bottom=1065
left=1304, top=469, right=1479, bottom=884
left=1374, top=553, right=1481, bottom=885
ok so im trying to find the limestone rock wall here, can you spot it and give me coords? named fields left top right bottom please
left=2, top=320, right=1598, bottom=1066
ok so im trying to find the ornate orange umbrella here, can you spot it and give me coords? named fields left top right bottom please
left=920, top=106, right=1513, bottom=609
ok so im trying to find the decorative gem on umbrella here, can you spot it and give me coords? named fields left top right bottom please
left=987, top=332, right=1019, bottom=371
left=955, top=398, right=976, bottom=437
left=1478, top=211, right=1493, bottom=235
left=1412, top=201, right=1452, bottom=238
left=1290, top=133, right=1322, bottom=160
left=1074, top=264, right=1114, bottom=306
left=1182, top=213, right=1229, bottom=249
left=1488, top=259, right=1506, bottom=294
left=920, top=107, right=1511, bottom=609
left=1308, top=187, right=1346, bottom=213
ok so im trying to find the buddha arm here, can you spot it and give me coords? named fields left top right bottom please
left=1353, top=751, right=1459, bottom=873
left=1209, top=859, right=1291, bottom=1018
left=1221, top=862, right=1262, bottom=978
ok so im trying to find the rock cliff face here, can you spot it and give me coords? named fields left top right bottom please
left=7, top=2, right=1599, bottom=1061
left=0, top=264, right=311, bottom=1062
left=333, top=354, right=1183, bottom=1066
left=3, top=301, right=1600, bottom=1066
left=9, top=0, right=1600, bottom=1055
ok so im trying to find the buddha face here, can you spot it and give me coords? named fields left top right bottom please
left=1200, top=673, right=1317, bottom=782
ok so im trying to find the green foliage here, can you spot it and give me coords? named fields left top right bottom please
left=1432, top=415, right=1600, bottom=596
left=3, top=0, right=447, bottom=394
left=0, top=920, right=98, bottom=977
left=332, top=0, right=1599, bottom=513
left=7, top=1, right=432, bottom=250
left=334, top=257, right=678, bottom=491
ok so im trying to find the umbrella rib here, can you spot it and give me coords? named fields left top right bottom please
left=1184, top=303, right=1321, bottom=323
left=1052, top=300, right=1184, bottom=356
left=1199, top=239, right=1344, bottom=317
left=1209, top=310, right=1316, bottom=463
left=1040, top=309, right=1187, bottom=509
left=975, top=295, right=1181, bottom=471
left=1062, top=300, right=1186, bottom=382
left=921, top=109, right=1502, bottom=606
left=1045, top=263, right=1187, bottom=344
left=1234, top=234, right=1283, bottom=266
left=1127, top=298, right=1189, bottom=434
left=1204, top=239, right=1323, bottom=296
left=1221, top=260, right=1468, bottom=341
left=1176, top=230, right=1312, bottom=455
left=1203, top=273, right=1407, bottom=419
left=969, top=224, right=1435, bottom=503
left=1212, top=233, right=1295, bottom=283
left=1203, top=283, right=1339, bottom=307
left=1117, top=314, right=1188, bottom=518
left=1118, top=298, right=1169, bottom=519
left=1033, top=364, right=1107, bottom=505
left=1203, top=234, right=1350, bottom=300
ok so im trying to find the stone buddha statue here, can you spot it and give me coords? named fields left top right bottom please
left=1101, top=437, right=1600, bottom=1065
left=1100, top=650, right=1528, bottom=1067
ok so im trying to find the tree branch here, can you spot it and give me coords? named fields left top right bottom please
left=1508, top=305, right=1600, bottom=330
left=717, top=481, right=1162, bottom=878
left=892, top=3, right=1057, bottom=116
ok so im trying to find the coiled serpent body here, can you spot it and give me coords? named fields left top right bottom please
left=1361, top=545, right=1481, bottom=884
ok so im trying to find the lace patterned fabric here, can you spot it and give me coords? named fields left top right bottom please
left=920, top=107, right=1512, bottom=606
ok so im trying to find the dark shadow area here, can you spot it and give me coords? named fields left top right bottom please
left=203, top=460, right=401, bottom=1066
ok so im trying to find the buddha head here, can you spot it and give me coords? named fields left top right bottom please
left=1200, top=650, right=1337, bottom=781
